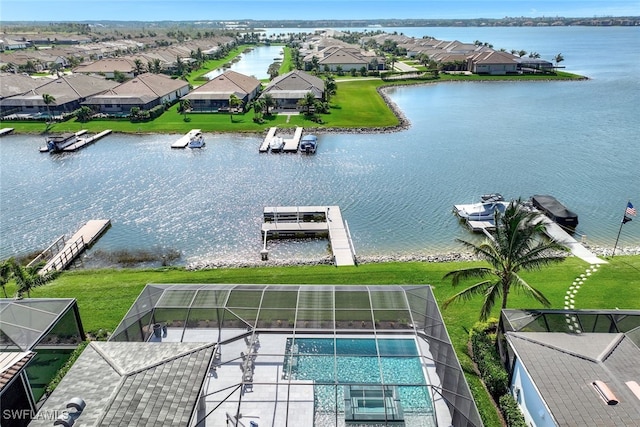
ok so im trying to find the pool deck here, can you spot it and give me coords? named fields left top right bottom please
left=158, top=329, right=445, bottom=427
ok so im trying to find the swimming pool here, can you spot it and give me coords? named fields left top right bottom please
left=284, top=337, right=435, bottom=424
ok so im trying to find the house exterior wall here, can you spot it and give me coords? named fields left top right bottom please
left=473, top=63, right=517, bottom=75
left=510, top=358, right=557, bottom=427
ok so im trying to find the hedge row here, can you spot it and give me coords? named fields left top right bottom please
left=499, top=394, right=528, bottom=427
left=470, top=319, right=508, bottom=399
left=470, top=319, right=527, bottom=427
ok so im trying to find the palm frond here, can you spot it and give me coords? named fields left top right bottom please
left=480, top=282, right=503, bottom=321
left=443, top=267, right=493, bottom=287
left=442, top=279, right=495, bottom=309
left=510, top=274, right=552, bottom=307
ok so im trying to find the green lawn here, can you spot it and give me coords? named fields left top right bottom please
left=5, top=255, right=639, bottom=426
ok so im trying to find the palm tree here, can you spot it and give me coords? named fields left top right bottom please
left=298, top=91, right=317, bottom=114
left=42, top=93, right=56, bottom=130
left=554, top=53, right=564, bottom=70
left=7, top=258, right=58, bottom=298
left=228, top=94, right=242, bottom=122
left=133, top=58, right=145, bottom=75
left=0, top=260, right=11, bottom=297
left=324, top=75, right=337, bottom=103
left=443, top=200, right=568, bottom=321
left=262, top=93, right=276, bottom=115
left=179, top=99, right=191, bottom=121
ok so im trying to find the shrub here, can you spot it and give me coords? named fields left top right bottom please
left=470, top=318, right=508, bottom=399
left=499, top=394, right=527, bottom=427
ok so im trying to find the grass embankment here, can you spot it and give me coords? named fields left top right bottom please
left=6, top=255, right=639, bottom=425
left=2, top=52, right=583, bottom=136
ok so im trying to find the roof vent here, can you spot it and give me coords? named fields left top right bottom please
left=592, top=380, right=619, bottom=405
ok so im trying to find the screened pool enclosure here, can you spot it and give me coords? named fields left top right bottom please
left=111, top=284, right=483, bottom=427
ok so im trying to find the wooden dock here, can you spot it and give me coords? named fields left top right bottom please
left=283, top=126, right=303, bottom=152
left=171, top=129, right=201, bottom=149
left=37, top=219, right=111, bottom=275
left=540, top=218, right=607, bottom=265
left=0, top=128, right=14, bottom=136
left=259, top=127, right=277, bottom=152
left=39, top=130, right=88, bottom=152
left=259, top=127, right=304, bottom=153
left=63, top=129, right=112, bottom=151
left=261, top=206, right=356, bottom=266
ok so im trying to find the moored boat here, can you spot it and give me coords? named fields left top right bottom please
left=269, top=136, right=284, bottom=152
left=531, top=195, right=579, bottom=229
left=187, top=131, right=205, bottom=148
left=44, top=133, right=78, bottom=153
left=299, top=134, right=318, bottom=154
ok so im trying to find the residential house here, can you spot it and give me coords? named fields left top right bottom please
left=0, top=73, right=44, bottom=100
left=0, top=37, right=29, bottom=51
left=0, top=352, right=36, bottom=427
left=304, top=46, right=373, bottom=72
left=29, top=342, right=215, bottom=427
left=468, top=50, right=519, bottom=75
left=82, top=72, right=189, bottom=115
left=73, top=58, right=137, bottom=79
left=0, top=74, right=118, bottom=117
left=182, top=70, right=261, bottom=112
left=0, top=298, right=85, bottom=426
left=499, top=309, right=640, bottom=427
left=261, top=70, right=324, bottom=111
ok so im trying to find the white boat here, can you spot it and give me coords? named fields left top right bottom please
left=269, top=136, right=284, bottom=152
left=44, top=133, right=78, bottom=153
left=454, top=199, right=509, bottom=221
left=188, top=131, right=205, bottom=148
left=299, top=135, right=318, bottom=154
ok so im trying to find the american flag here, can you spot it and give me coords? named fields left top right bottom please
left=626, top=202, right=637, bottom=216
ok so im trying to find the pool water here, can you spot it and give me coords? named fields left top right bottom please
left=284, top=338, right=434, bottom=417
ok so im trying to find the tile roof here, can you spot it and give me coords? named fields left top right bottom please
left=30, top=342, right=215, bottom=427
left=508, top=332, right=640, bottom=426
left=184, top=70, right=261, bottom=100
left=0, top=351, right=35, bottom=391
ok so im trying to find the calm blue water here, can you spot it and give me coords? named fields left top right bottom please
left=204, top=45, right=282, bottom=80
left=1, top=27, right=639, bottom=265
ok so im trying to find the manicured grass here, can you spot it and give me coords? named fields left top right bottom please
left=6, top=255, right=639, bottom=426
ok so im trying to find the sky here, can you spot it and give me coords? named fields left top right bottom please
left=1, top=0, right=638, bottom=22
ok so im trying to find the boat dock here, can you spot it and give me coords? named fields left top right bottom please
left=171, top=129, right=201, bottom=149
left=283, top=126, right=303, bottom=152
left=39, top=130, right=88, bottom=152
left=34, top=219, right=111, bottom=275
left=259, top=127, right=277, bottom=152
left=540, top=218, right=607, bottom=265
left=259, top=127, right=304, bottom=153
left=261, top=205, right=356, bottom=266
left=0, top=128, right=14, bottom=136
left=63, top=129, right=112, bottom=151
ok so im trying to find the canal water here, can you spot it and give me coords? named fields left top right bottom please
left=1, top=26, right=638, bottom=266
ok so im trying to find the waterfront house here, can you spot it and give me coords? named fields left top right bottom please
left=0, top=74, right=118, bottom=118
left=181, top=70, right=261, bottom=112
left=0, top=73, right=45, bottom=117
left=0, top=298, right=85, bottom=427
left=261, top=70, right=325, bottom=111
left=499, top=309, right=640, bottom=427
left=82, top=72, right=189, bottom=115
left=467, top=50, right=519, bottom=75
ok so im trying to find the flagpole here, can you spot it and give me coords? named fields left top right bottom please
left=612, top=200, right=630, bottom=258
